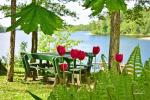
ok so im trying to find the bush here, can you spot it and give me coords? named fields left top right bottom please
left=0, top=58, right=7, bottom=75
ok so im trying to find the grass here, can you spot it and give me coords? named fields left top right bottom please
left=0, top=67, right=53, bottom=100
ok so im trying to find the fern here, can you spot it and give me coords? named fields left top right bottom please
left=125, top=45, right=143, bottom=80
left=144, top=58, right=150, bottom=70
left=142, top=58, right=150, bottom=81
left=101, top=54, right=108, bottom=71
left=141, top=58, right=150, bottom=99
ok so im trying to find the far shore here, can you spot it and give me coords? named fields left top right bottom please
left=90, top=33, right=150, bottom=40
left=122, top=34, right=150, bottom=40
left=138, top=37, right=150, bottom=40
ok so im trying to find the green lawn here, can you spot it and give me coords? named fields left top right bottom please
left=0, top=67, right=53, bottom=100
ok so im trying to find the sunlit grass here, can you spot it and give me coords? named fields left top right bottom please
left=0, top=67, right=53, bottom=100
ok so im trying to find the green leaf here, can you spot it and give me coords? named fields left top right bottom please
left=101, top=54, right=108, bottom=70
left=84, top=0, right=105, bottom=16
left=6, top=3, right=63, bottom=35
left=83, top=0, right=127, bottom=16
left=106, top=0, right=127, bottom=12
left=27, top=91, right=42, bottom=100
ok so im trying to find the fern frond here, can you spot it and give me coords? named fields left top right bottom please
left=125, top=46, right=143, bottom=79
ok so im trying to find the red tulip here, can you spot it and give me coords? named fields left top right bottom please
left=115, top=53, right=123, bottom=63
left=93, top=46, right=100, bottom=55
left=70, top=49, right=79, bottom=59
left=60, top=63, right=68, bottom=71
left=78, top=50, right=86, bottom=60
left=57, top=45, right=66, bottom=56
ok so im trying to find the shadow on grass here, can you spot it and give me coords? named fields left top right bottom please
left=12, top=69, right=55, bottom=86
left=20, top=78, right=55, bottom=86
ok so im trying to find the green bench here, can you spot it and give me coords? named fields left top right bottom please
left=22, top=53, right=57, bottom=81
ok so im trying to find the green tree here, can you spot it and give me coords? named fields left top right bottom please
left=84, top=0, right=127, bottom=71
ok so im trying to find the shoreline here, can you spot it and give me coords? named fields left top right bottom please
left=89, top=33, right=150, bottom=40
left=138, top=37, right=150, bottom=40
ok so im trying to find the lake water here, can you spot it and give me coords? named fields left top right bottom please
left=0, top=31, right=150, bottom=64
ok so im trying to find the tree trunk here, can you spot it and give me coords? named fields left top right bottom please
left=30, top=32, right=38, bottom=80
left=108, top=11, right=120, bottom=71
left=7, top=0, right=16, bottom=82
left=31, top=31, right=38, bottom=54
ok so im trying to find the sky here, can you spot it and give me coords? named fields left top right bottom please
left=0, top=0, right=136, bottom=27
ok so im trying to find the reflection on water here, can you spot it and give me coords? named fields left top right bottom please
left=0, top=31, right=150, bottom=64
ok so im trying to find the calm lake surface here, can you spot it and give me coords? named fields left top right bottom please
left=0, top=31, right=150, bottom=64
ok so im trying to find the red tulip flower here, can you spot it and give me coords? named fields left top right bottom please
left=78, top=50, right=86, bottom=60
left=93, top=46, right=100, bottom=55
left=57, top=45, right=66, bottom=56
left=70, top=49, right=79, bottom=59
left=60, top=63, right=68, bottom=71
left=115, top=54, right=123, bottom=63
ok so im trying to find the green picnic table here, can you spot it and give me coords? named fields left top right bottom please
left=21, top=52, right=95, bottom=85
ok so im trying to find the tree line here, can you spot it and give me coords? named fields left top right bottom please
left=70, top=9, right=150, bottom=35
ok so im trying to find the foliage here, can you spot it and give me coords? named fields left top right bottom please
left=124, top=0, right=150, bottom=26
left=0, top=56, right=7, bottom=67
left=0, top=56, right=7, bottom=75
left=14, top=56, right=23, bottom=68
left=0, top=58, right=7, bottom=75
left=84, top=0, right=127, bottom=16
left=101, top=54, right=108, bottom=70
left=125, top=45, right=143, bottom=80
left=28, top=66, right=150, bottom=100
left=19, top=41, right=28, bottom=53
left=67, top=1, right=149, bottom=35
left=70, top=9, right=150, bottom=35
left=15, top=41, right=28, bottom=68
left=0, top=24, right=5, bottom=33
left=6, top=2, right=63, bottom=35
left=69, top=18, right=110, bottom=35
left=38, top=33, right=52, bottom=52
left=142, top=58, right=150, bottom=82
left=42, top=0, right=77, bottom=18
left=0, top=2, right=27, bottom=16
left=69, top=24, right=91, bottom=32
left=27, top=91, right=42, bottom=100
left=144, top=58, right=150, bottom=70
left=90, top=19, right=110, bottom=35
left=0, top=0, right=77, bottom=19
left=124, top=5, right=144, bottom=26
left=50, top=32, right=80, bottom=51
left=38, top=32, right=80, bottom=52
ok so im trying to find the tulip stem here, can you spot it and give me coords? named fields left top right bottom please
left=94, top=56, right=96, bottom=73
left=73, top=59, right=75, bottom=85
left=62, top=57, right=65, bottom=84
left=80, top=60, right=82, bottom=85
